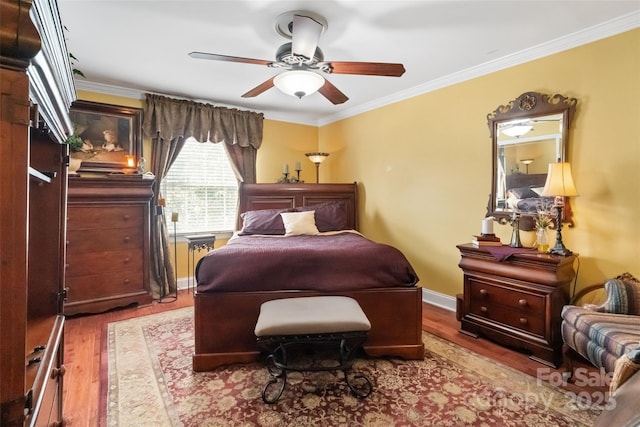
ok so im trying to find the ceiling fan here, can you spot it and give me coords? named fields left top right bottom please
left=188, top=11, right=406, bottom=105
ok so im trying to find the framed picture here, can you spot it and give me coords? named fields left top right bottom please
left=69, top=100, right=143, bottom=174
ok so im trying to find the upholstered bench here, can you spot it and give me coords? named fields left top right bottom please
left=254, top=296, right=373, bottom=403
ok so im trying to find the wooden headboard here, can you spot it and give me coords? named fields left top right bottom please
left=505, top=173, right=547, bottom=191
left=237, top=183, right=358, bottom=231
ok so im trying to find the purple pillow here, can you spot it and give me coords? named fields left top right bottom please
left=297, top=202, right=348, bottom=232
left=508, top=187, right=539, bottom=199
left=238, top=208, right=293, bottom=235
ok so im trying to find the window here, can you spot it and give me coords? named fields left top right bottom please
left=161, top=137, right=238, bottom=235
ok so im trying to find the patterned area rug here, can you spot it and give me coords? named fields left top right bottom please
left=106, top=307, right=601, bottom=426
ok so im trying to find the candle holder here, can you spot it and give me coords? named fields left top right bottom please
left=508, top=212, right=523, bottom=248
left=277, top=172, right=304, bottom=184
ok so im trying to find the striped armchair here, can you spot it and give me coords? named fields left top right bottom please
left=561, top=273, right=640, bottom=374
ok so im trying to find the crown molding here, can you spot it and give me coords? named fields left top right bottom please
left=75, top=11, right=640, bottom=127
left=317, top=10, right=640, bottom=126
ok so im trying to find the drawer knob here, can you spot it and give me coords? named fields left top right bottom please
left=479, top=289, right=488, bottom=296
left=124, top=279, right=130, bottom=284
left=518, top=299, right=528, bottom=306
left=123, top=236, right=131, bottom=242
left=480, top=306, right=488, bottom=313
left=519, top=317, right=528, bottom=325
left=51, top=365, right=66, bottom=380
left=123, top=214, right=131, bottom=220
left=123, top=257, right=131, bottom=264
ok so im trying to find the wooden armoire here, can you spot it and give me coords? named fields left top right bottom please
left=0, top=0, right=76, bottom=425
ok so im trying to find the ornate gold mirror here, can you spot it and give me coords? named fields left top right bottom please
left=487, top=92, right=577, bottom=230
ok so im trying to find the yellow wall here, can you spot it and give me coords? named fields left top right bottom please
left=259, top=119, right=318, bottom=183
left=77, top=28, right=639, bottom=296
left=321, top=28, right=640, bottom=296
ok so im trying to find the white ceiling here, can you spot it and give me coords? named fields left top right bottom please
left=58, top=1, right=640, bottom=126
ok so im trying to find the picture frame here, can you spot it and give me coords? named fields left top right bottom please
left=69, top=100, right=143, bottom=174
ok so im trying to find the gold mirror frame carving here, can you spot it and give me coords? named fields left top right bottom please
left=487, top=92, right=577, bottom=231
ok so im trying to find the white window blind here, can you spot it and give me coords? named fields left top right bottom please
left=161, top=137, right=238, bottom=234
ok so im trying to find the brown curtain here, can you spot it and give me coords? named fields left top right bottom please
left=143, top=93, right=263, bottom=298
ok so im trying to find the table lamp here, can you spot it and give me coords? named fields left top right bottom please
left=541, top=162, right=578, bottom=256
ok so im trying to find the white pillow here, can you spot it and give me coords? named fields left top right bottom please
left=280, top=211, right=319, bottom=236
left=531, top=186, right=545, bottom=196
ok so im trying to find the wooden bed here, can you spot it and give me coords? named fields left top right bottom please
left=192, top=182, right=425, bottom=371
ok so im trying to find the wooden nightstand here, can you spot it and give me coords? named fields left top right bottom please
left=185, top=234, right=216, bottom=293
left=456, top=244, right=576, bottom=367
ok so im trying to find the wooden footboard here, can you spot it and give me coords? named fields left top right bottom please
left=193, top=287, right=425, bottom=371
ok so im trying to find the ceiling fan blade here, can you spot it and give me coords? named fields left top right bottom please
left=241, top=77, right=275, bottom=98
left=325, top=61, right=406, bottom=77
left=291, top=14, right=323, bottom=60
left=189, top=52, right=272, bottom=66
left=318, top=79, right=348, bottom=105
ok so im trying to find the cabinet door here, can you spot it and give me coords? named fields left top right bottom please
left=25, top=131, right=67, bottom=426
left=28, top=132, right=67, bottom=319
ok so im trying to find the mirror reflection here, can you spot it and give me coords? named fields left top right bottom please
left=487, top=92, right=577, bottom=230
left=496, top=114, right=562, bottom=214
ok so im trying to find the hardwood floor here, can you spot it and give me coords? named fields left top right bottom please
left=62, top=292, right=193, bottom=426
left=62, top=292, right=603, bottom=426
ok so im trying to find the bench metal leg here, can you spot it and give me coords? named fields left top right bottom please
left=258, top=332, right=372, bottom=403
left=262, top=349, right=288, bottom=404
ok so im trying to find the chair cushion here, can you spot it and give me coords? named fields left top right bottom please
left=562, top=321, right=620, bottom=372
left=561, top=305, right=640, bottom=364
left=602, top=275, right=640, bottom=315
left=255, top=296, right=371, bottom=337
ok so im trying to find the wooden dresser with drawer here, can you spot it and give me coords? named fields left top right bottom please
left=456, top=243, right=576, bottom=367
left=66, top=176, right=154, bottom=315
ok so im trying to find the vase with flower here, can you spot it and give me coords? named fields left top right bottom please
left=535, top=205, right=554, bottom=252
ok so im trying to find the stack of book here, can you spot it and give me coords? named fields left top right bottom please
left=471, top=234, right=502, bottom=247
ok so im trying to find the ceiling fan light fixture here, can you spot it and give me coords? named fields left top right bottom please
left=274, top=70, right=325, bottom=99
left=501, top=124, right=533, bottom=137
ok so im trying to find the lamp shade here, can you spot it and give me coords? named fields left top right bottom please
left=274, top=70, right=325, bottom=99
left=305, top=152, right=329, bottom=163
left=541, top=162, right=578, bottom=197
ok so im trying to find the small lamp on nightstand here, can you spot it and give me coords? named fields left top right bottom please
left=541, top=162, right=578, bottom=256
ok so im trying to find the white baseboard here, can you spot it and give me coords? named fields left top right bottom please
left=421, top=288, right=457, bottom=312
left=177, top=277, right=191, bottom=291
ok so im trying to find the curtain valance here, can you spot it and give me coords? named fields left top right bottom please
left=143, top=93, right=263, bottom=148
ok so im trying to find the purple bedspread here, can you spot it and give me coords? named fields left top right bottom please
left=196, top=232, right=419, bottom=293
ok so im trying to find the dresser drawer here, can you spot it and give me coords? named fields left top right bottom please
left=68, top=205, right=144, bottom=230
left=66, top=248, right=143, bottom=277
left=67, top=227, right=142, bottom=254
left=469, top=302, right=545, bottom=336
left=65, top=270, right=143, bottom=302
left=468, top=281, right=545, bottom=313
